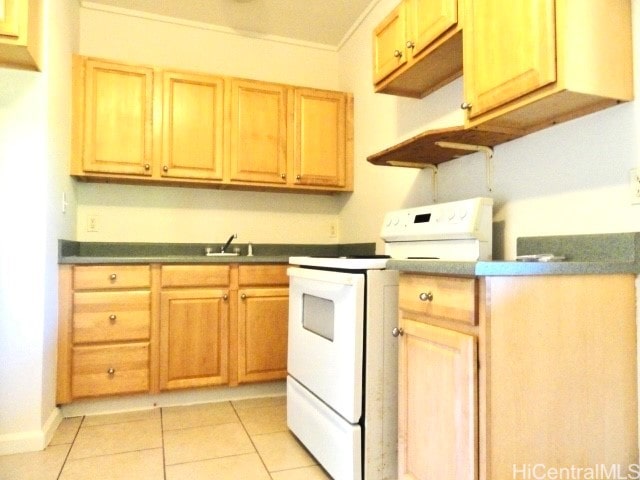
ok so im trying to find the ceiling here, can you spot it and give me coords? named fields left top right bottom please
left=83, top=0, right=377, bottom=47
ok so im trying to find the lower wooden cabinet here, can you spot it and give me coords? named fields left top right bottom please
left=57, top=265, right=153, bottom=403
left=237, top=265, right=289, bottom=383
left=160, top=288, right=230, bottom=390
left=397, top=273, right=638, bottom=480
left=398, top=320, right=476, bottom=480
left=57, top=263, right=289, bottom=404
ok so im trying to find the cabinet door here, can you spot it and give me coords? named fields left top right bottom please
left=407, top=0, right=457, bottom=58
left=293, top=89, right=347, bottom=188
left=464, top=0, right=556, bottom=118
left=398, top=319, right=476, bottom=480
left=0, top=0, right=19, bottom=39
left=161, top=71, right=224, bottom=180
left=160, top=289, right=229, bottom=390
left=237, top=287, right=288, bottom=383
left=82, top=59, right=154, bottom=176
left=229, top=80, right=288, bottom=184
left=373, top=3, right=407, bottom=83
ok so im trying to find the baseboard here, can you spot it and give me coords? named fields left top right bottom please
left=0, top=407, right=63, bottom=456
left=60, top=381, right=286, bottom=418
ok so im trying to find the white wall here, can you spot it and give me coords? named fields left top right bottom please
left=75, top=5, right=346, bottom=244
left=338, top=0, right=640, bottom=258
left=0, top=0, right=78, bottom=455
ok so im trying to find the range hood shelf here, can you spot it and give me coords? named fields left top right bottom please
left=366, top=125, right=520, bottom=168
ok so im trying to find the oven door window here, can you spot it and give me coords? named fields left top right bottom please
left=302, top=294, right=334, bottom=341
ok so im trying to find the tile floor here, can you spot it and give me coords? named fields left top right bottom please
left=0, top=396, right=332, bottom=480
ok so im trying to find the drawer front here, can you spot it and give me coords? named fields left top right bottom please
left=238, top=264, right=289, bottom=286
left=74, top=265, right=151, bottom=290
left=73, top=291, right=151, bottom=343
left=399, top=274, right=477, bottom=326
left=71, top=343, right=150, bottom=398
left=161, top=265, right=230, bottom=287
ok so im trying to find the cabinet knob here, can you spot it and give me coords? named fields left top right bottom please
left=406, top=40, right=415, bottom=50
left=110, top=273, right=117, bottom=281
left=460, top=102, right=473, bottom=110
left=223, top=294, right=228, bottom=301
left=392, top=327, right=404, bottom=337
left=419, top=291, right=434, bottom=302
left=163, top=165, right=169, bottom=172
left=241, top=293, right=247, bottom=300
left=281, top=173, right=286, bottom=179
left=393, top=49, right=403, bottom=59
left=109, top=314, right=117, bottom=323
left=296, top=175, right=301, bottom=181
left=144, top=163, right=150, bottom=170
left=107, top=367, right=115, bottom=376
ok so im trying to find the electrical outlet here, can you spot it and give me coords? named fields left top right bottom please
left=630, top=169, right=640, bottom=205
left=329, top=221, right=338, bottom=239
left=87, top=214, right=99, bottom=232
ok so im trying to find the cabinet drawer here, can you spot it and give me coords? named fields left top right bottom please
left=73, top=291, right=151, bottom=343
left=71, top=343, right=150, bottom=398
left=399, top=274, right=477, bottom=326
left=74, top=265, right=150, bottom=290
left=161, top=265, right=230, bottom=287
left=238, top=265, right=288, bottom=286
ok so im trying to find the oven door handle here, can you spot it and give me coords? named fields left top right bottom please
left=287, top=266, right=360, bottom=286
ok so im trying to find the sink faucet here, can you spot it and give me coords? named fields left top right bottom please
left=221, top=233, right=237, bottom=253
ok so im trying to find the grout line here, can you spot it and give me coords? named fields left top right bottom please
left=230, top=401, right=273, bottom=477
left=56, top=415, right=86, bottom=480
left=160, top=407, right=167, bottom=480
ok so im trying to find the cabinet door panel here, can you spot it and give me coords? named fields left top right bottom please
left=237, top=288, right=288, bottom=383
left=83, top=60, right=154, bottom=175
left=373, top=3, right=407, bottom=83
left=0, top=0, right=19, bottom=39
left=162, top=72, right=224, bottom=180
left=160, top=289, right=229, bottom=390
left=230, top=80, right=287, bottom=184
left=398, top=319, right=476, bottom=480
left=409, top=0, right=457, bottom=57
left=465, top=0, right=556, bottom=118
left=293, top=89, right=346, bottom=187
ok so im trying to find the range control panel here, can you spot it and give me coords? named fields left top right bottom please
left=380, top=197, right=494, bottom=243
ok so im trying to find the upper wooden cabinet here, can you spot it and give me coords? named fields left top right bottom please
left=71, top=55, right=354, bottom=193
left=373, top=0, right=462, bottom=98
left=161, top=71, right=225, bottom=181
left=293, top=89, right=351, bottom=189
left=369, top=0, right=633, bottom=168
left=229, top=79, right=288, bottom=185
left=73, top=57, right=155, bottom=177
left=462, top=0, right=633, bottom=132
left=0, top=0, right=41, bottom=70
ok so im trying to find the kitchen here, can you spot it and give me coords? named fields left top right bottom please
left=1, top=0, right=640, bottom=479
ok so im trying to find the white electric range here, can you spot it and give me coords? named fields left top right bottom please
left=287, top=197, right=493, bottom=480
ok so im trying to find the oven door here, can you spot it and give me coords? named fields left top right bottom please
left=287, top=266, right=364, bottom=423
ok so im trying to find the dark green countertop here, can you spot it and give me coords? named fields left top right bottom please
left=388, top=232, right=640, bottom=276
left=58, top=240, right=376, bottom=265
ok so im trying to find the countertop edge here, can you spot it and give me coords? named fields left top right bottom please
left=386, top=260, right=640, bottom=276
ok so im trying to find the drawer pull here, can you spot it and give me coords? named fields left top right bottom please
left=241, top=293, right=247, bottom=300
left=419, top=291, right=434, bottom=302
left=110, top=273, right=117, bottom=281
left=392, top=327, right=404, bottom=337
left=107, top=367, right=115, bottom=376
left=109, top=314, right=117, bottom=323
